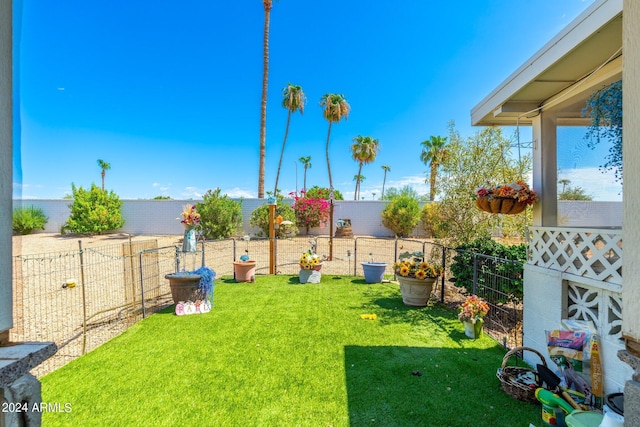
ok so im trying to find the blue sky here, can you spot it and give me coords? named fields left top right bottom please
left=14, top=0, right=619, bottom=201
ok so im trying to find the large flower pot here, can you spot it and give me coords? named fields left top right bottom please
left=165, top=273, right=202, bottom=304
left=397, top=276, right=436, bottom=307
left=361, top=262, right=387, bottom=283
left=234, top=260, right=256, bottom=283
left=463, top=318, right=484, bottom=339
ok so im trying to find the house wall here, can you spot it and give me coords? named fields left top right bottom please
left=0, top=1, right=12, bottom=337
left=522, top=264, right=632, bottom=395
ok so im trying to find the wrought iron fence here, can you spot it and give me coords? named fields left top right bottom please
left=11, top=236, right=524, bottom=376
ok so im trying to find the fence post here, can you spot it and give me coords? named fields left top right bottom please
left=175, top=246, right=181, bottom=273
left=201, top=241, right=205, bottom=268
left=440, top=245, right=446, bottom=303
left=472, top=253, right=478, bottom=295
left=128, top=235, right=137, bottom=306
left=78, top=240, right=88, bottom=355
left=139, top=252, right=147, bottom=318
left=353, top=238, right=358, bottom=276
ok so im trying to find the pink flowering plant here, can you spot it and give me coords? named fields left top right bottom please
left=291, top=191, right=330, bottom=234
left=458, top=295, right=490, bottom=323
left=475, top=180, right=537, bottom=205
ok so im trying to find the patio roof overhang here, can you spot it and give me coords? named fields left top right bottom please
left=471, top=0, right=623, bottom=127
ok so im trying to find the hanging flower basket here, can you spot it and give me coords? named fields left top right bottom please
left=474, top=181, right=537, bottom=215
left=475, top=196, right=527, bottom=215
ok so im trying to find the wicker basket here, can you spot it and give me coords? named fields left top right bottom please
left=476, top=196, right=527, bottom=215
left=497, top=346, right=546, bottom=403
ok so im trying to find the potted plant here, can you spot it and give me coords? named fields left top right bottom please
left=361, top=252, right=387, bottom=283
left=474, top=180, right=537, bottom=215
left=165, top=266, right=216, bottom=311
left=458, top=295, right=490, bottom=339
left=299, top=246, right=323, bottom=284
left=177, top=204, right=200, bottom=252
left=233, top=235, right=256, bottom=282
left=393, top=251, right=443, bottom=306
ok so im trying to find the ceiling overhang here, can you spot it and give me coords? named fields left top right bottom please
left=471, top=0, right=623, bottom=127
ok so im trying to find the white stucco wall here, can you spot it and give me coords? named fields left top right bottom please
left=522, top=264, right=631, bottom=395
left=0, top=1, right=13, bottom=334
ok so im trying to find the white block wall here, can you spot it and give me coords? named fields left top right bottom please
left=12, top=199, right=622, bottom=237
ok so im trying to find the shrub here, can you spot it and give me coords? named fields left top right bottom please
left=64, top=184, right=125, bottom=234
left=304, top=186, right=344, bottom=200
left=292, top=192, right=330, bottom=234
left=449, top=237, right=527, bottom=302
left=12, top=205, right=48, bottom=235
left=420, top=202, right=448, bottom=238
left=196, top=188, right=243, bottom=239
left=381, top=195, right=420, bottom=237
left=249, top=195, right=298, bottom=238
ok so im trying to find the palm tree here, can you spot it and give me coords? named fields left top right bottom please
left=299, top=156, right=312, bottom=193
left=320, top=93, right=351, bottom=192
left=353, top=174, right=366, bottom=199
left=420, top=136, right=449, bottom=201
left=381, top=165, right=391, bottom=200
left=350, top=135, right=379, bottom=200
left=273, top=83, right=306, bottom=195
left=258, top=0, right=274, bottom=199
left=97, top=159, right=111, bottom=191
left=558, top=178, right=571, bottom=193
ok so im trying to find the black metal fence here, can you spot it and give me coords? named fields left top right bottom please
left=11, top=236, right=524, bottom=376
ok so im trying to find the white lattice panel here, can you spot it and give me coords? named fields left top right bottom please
left=528, top=227, right=622, bottom=284
left=566, top=282, right=623, bottom=339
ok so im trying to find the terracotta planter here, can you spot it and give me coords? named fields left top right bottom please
left=396, top=276, right=437, bottom=306
left=233, top=260, right=256, bottom=283
left=463, top=318, right=484, bottom=339
left=165, top=273, right=202, bottom=304
left=361, top=262, right=387, bottom=283
left=475, top=196, right=527, bottom=215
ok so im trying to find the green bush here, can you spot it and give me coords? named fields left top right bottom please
left=450, top=237, right=527, bottom=302
left=196, top=188, right=243, bottom=239
left=249, top=195, right=298, bottom=238
left=381, top=195, right=420, bottom=237
left=63, top=184, right=125, bottom=234
left=304, top=186, right=344, bottom=200
left=12, top=205, right=48, bottom=235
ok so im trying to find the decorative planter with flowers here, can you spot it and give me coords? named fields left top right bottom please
left=299, top=250, right=323, bottom=284
left=475, top=181, right=537, bottom=215
left=458, top=295, right=490, bottom=339
left=178, top=204, right=200, bottom=252
left=393, top=251, right=443, bottom=306
left=165, top=266, right=216, bottom=315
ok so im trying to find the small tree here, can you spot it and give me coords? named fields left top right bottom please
left=249, top=194, right=298, bottom=238
left=13, top=206, right=48, bottom=235
left=381, top=195, right=421, bottom=237
left=292, top=192, right=330, bottom=234
left=64, top=183, right=124, bottom=234
left=196, top=188, right=243, bottom=239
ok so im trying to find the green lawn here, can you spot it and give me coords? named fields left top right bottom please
left=41, top=275, right=540, bottom=426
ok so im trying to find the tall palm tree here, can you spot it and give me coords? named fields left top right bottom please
left=273, top=83, right=306, bottom=195
left=258, top=0, right=274, bottom=198
left=350, top=135, right=379, bottom=200
left=420, top=136, right=449, bottom=201
left=558, top=178, right=571, bottom=193
left=320, top=93, right=350, bottom=192
left=353, top=174, right=366, bottom=199
left=381, top=165, right=391, bottom=200
left=97, top=159, right=111, bottom=191
left=299, top=156, right=311, bottom=193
